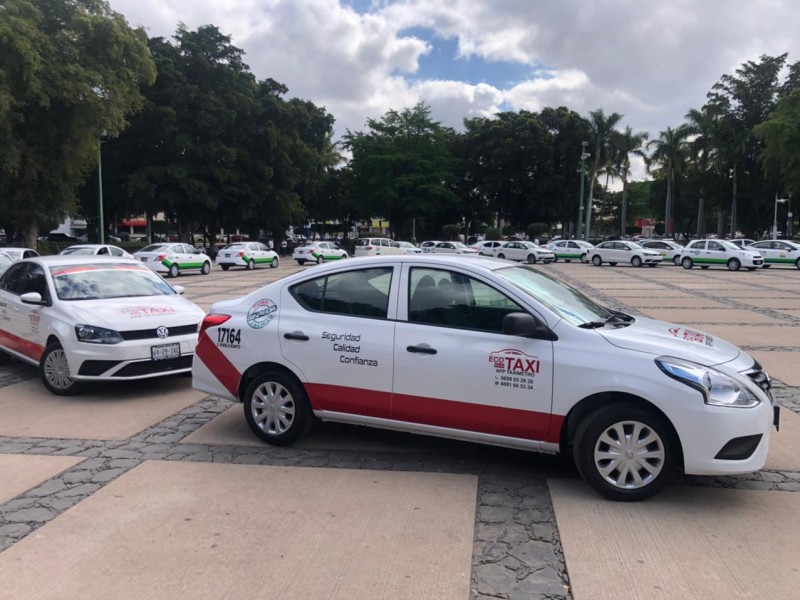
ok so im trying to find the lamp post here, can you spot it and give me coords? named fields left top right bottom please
left=98, top=135, right=105, bottom=244
left=773, top=193, right=789, bottom=240
left=576, top=141, right=589, bottom=239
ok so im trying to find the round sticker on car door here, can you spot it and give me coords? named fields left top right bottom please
left=247, top=298, right=277, bottom=329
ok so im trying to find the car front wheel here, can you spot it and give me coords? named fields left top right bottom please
left=573, top=403, right=674, bottom=501
left=592, top=255, right=602, bottom=266
left=39, top=343, right=84, bottom=396
left=201, top=261, right=211, bottom=275
left=796, top=258, right=800, bottom=270
left=631, top=256, right=642, bottom=268
left=681, top=257, right=693, bottom=269
left=527, top=254, right=537, bottom=264
left=727, top=258, right=741, bottom=271
left=270, top=256, right=279, bottom=269
left=243, top=371, right=312, bottom=446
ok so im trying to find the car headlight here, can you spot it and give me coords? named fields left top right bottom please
left=75, top=325, right=124, bottom=344
left=655, top=356, right=760, bottom=408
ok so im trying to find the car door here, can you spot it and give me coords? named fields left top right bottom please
left=393, top=265, right=555, bottom=441
left=685, top=240, right=706, bottom=261
left=279, top=266, right=398, bottom=418
left=705, top=240, right=727, bottom=265
left=0, top=262, right=47, bottom=362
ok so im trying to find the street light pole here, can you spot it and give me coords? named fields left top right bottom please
left=774, top=193, right=788, bottom=240
left=98, top=137, right=105, bottom=244
left=576, top=141, right=588, bottom=239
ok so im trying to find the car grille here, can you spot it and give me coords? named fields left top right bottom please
left=114, top=355, right=193, bottom=377
left=78, top=360, right=122, bottom=376
left=745, top=363, right=772, bottom=398
left=120, top=324, right=199, bottom=341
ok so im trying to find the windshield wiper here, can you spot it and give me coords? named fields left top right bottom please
left=579, top=312, right=634, bottom=329
left=578, top=321, right=606, bottom=329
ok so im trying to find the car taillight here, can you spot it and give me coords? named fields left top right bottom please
left=157, top=254, right=166, bottom=261
left=199, top=314, right=231, bottom=337
left=238, top=251, right=245, bottom=257
left=366, top=245, right=373, bottom=251
left=310, top=248, right=316, bottom=253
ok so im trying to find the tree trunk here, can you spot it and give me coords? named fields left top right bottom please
left=621, top=175, right=629, bottom=237
left=696, top=190, right=705, bottom=239
left=664, top=165, right=672, bottom=237
left=23, top=221, right=39, bottom=251
left=730, top=163, right=738, bottom=236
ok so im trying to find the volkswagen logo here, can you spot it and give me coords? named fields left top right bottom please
left=156, top=326, right=169, bottom=339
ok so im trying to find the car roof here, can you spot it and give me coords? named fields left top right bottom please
left=0, top=247, right=36, bottom=252
left=63, top=244, right=113, bottom=250
left=23, top=255, right=141, bottom=267
left=292, top=254, right=510, bottom=272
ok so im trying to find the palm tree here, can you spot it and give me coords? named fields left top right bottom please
left=647, top=125, right=692, bottom=237
left=614, top=126, right=649, bottom=236
left=586, top=109, right=623, bottom=239
left=685, top=108, right=720, bottom=237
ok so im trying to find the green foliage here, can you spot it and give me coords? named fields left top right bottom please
left=754, top=89, right=800, bottom=194
left=485, top=227, right=502, bottom=241
left=526, top=223, right=549, bottom=238
left=441, top=223, right=461, bottom=240
left=0, top=0, right=156, bottom=244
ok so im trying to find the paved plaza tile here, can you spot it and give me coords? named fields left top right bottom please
left=0, top=455, right=84, bottom=504
left=639, top=308, right=783, bottom=324
left=764, top=408, right=800, bottom=471
left=751, top=351, right=800, bottom=386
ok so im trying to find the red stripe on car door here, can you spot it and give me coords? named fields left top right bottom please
left=0, top=328, right=44, bottom=362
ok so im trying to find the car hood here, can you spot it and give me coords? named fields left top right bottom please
left=66, top=296, right=205, bottom=330
left=599, top=316, right=744, bottom=367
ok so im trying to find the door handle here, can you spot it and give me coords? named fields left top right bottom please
left=407, top=344, right=437, bottom=355
left=283, top=332, right=309, bottom=341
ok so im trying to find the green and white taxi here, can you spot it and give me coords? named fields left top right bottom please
left=216, top=242, right=279, bottom=271
left=679, top=240, right=764, bottom=271
left=747, top=240, right=800, bottom=269
left=133, top=243, right=213, bottom=278
left=545, top=240, right=594, bottom=263
left=292, top=241, right=348, bottom=265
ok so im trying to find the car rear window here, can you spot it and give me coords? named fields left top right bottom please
left=139, top=244, right=169, bottom=253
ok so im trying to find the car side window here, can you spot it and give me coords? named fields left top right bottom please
left=290, top=267, right=392, bottom=319
left=20, top=264, right=49, bottom=300
left=0, top=263, right=29, bottom=294
left=708, top=241, right=724, bottom=251
left=110, top=247, right=123, bottom=256
left=408, top=268, right=524, bottom=333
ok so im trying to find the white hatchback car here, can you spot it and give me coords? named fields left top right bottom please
left=546, top=240, right=594, bottom=263
left=472, top=240, right=504, bottom=256
left=0, top=247, right=40, bottom=261
left=60, top=244, right=134, bottom=259
left=0, top=256, right=205, bottom=395
left=396, top=241, right=422, bottom=254
left=747, top=240, right=800, bottom=269
left=589, top=241, right=662, bottom=267
left=354, top=238, right=406, bottom=257
left=639, top=240, right=685, bottom=265
left=680, top=240, right=764, bottom=271
left=192, top=255, right=777, bottom=501
left=419, top=241, right=441, bottom=253
left=216, top=242, right=279, bottom=271
left=134, top=243, right=213, bottom=277
left=494, top=242, right=555, bottom=264
left=430, top=241, right=478, bottom=255
left=292, top=241, right=348, bottom=265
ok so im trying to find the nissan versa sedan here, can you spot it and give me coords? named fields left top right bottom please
left=216, top=242, right=279, bottom=270
left=0, top=256, right=205, bottom=395
left=588, top=241, right=662, bottom=267
left=292, top=241, right=348, bottom=265
left=192, top=255, right=777, bottom=501
left=680, top=240, right=764, bottom=271
left=493, top=241, right=555, bottom=264
left=747, top=240, right=800, bottom=269
left=134, top=243, right=213, bottom=277
left=546, top=240, right=594, bottom=263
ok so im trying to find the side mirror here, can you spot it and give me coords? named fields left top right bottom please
left=20, top=292, right=46, bottom=305
left=501, top=312, right=558, bottom=341
left=172, top=285, right=185, bottom=295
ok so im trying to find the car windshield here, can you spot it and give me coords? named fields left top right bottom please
left=452, top=242, right=468, bottom=249
left=50, top=264, right=175, bottom=301
left=139, top=244, right=169, bottom=253
left=61, top=247, right=95, bottom=255
left=397, top=242, right=414, bottom=248
left=495, top=265, right=612, bottom=326
left=225, top=243, right=247, bottom=250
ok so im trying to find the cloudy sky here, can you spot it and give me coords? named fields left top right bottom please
left=109, top=0, right=800, bottom=173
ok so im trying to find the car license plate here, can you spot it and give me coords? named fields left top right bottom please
left=140, top=257, right=148, bottom=262
left=224, top=253, right=231, bottom=257
left=297, top=250, right=305, bottom=254
left=151, top=343, right=180, bottom=361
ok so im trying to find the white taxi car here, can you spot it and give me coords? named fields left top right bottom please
left=0, top=256, right=205, bottom=395
left=134, top=243, right=213, bottom=277
left=396, top=241, right=422, bottom=254
left=419, top=240, right=441, bottom=253
left=493, top=241, right=555, bottom=264
left=216, top=242, right=279, bottom=271
left=354, top=238, right=406, bottom=257
left=589, top=241, right=662, bottom=267
left=546, top=240, right=594, bottom=263
left=680, top=240, right=764, bottom=271
left=0, top=247, right=40, bottom=261
left=192, top=255, right=777, bottom=501
left=471, top=240, right=504, bottom=256
left=639, top=240, right=684, bottom=265
left=430, top=241, right=478, bottom=255
left=747, top=240, right=800, bottom=269
left=292, top=241, right=348, bottom=265
left=61, top=244, right=134, bottom=259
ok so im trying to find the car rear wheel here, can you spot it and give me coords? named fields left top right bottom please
left=296, top=259, right=306, bottom=265
left=580, top=254, right=588, bottom=263
left=247, top=259, right=255, bottom=270
left=609, top=262, right=618, bottom=266
left=243, top=371, right=312, bottom=446
left=681, top=257, right=693, bottom=269
left=220, top=264, right=230, bottom=271
left=527, top=254, right=537, bottom=264
left=592, top=255, right=602, bottom=266
left=201, top=261, right=211, bottom=275
left=270, top=256, right=279, bottom=269
left=316, top=255, right=324, bottom=264
left=727, top=258, right=741, bottom=271
left=497, top=253, right=505, bottom=260
left=673, top=255, right=681, bottom=266
left=631, top=256, right=642, bottom=268
left=795, top=258, right=800, bottom=270
left=39, top=343, right=84, bottom=396
left=168, top=264, right=179, bottom=278
left=573, top=403, right=674, bottom=501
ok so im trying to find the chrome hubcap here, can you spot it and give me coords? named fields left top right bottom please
left=251, top=381, right=295, bottom=435
left=44, top=349, right=73, bottom=390
left=593, top=420, right=665, bottom=489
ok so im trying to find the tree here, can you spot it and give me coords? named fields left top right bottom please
left=647, top=125, right=691, bottom=236
left=343, top=103, right=461, bottom=240
left=0, top=0, right=156, bottom=246
left=612, top=126, right=648, bottom=236
left=754, top=89, right=800, bottom=196
left=585, top=109, right=623, bottom=239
